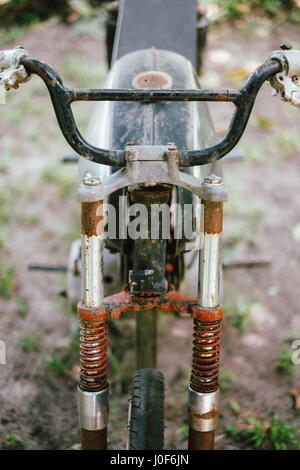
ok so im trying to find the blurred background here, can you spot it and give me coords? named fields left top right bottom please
left=0, top=0, right=300, bottom=450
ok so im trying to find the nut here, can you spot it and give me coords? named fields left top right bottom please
left=204, top=175, right=223, bottom=185
left=83, top=172, right=101, bottom=186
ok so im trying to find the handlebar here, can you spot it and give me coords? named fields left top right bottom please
left=1, top=48, right=284, bottom=167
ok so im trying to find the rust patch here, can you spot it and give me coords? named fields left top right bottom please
left=165, top=262, right=173, bottom=272
left=192, top=305, right=224, bottom=322
left=203, top=201, right=223, bottom=234
left=78, top=286, right=199, bottom=320
left=132, top=71, right=173, bottom=90
left=81, top=201, right=104, bottom=237
left=196, top=407, right=219, bottom=420
left=188, top=429, right=215, bottom=450
left=77, top=302, right=108, bottom=322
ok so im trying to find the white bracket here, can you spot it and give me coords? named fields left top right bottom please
left=0, top=46, right=31, bottom=90
left=269, top=49, right=300, bottom=108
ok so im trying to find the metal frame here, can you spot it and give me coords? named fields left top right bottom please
left=78, top=145, right=228, bottom=203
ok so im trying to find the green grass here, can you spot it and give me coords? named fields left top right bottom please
left=269, top=415, right=300, bottom=450
left=273, top=128, right=300, bottom=157
left=275, top=348, right=295, bottom=375
left=109, top=350, right=125, bottom=396
left=254, top=114, right=273, bottom=130
left=0, top=229, right=8, bottom=250
left=241, top=125, right=300, bottom=164
left=61, top=54, right=104, bottom=89
left=228, top=399, right=241, bottom=416
left=17, top=299, right=29, bottom=318
left=41, top=164, right=61, bottom=184
left=19, top=333, right=39, bottom=353
left=216, top=0, right=295, bottom=20
left=18, top=212, right=40, bottom=226
left=179, top=424, right=189, bottom=443
left=223, top=172, right=266, bottom=251
left=0, top=149, right=12, bottom=174
left=225, top=299, right=250, bottom=334
left=224, top=414, right=300, bottom=450
left=41, top=163, right=76, bottom=198
left=219, top=369, right=235, bottom=392
left=69, top=320, right=80, bottom=351
left=0, top=192, right=12, bottom=223
left=45, top=353, right=67, bottom=376
left=66, top=442, right=81, bottom=450
left=44, top=319, right=80, bottom=376
left=0, top=264, right=15, bottom=299
left=63, top=223, right=81, bottom=242
left=0, top=25, right=28, bottom=45
left=0, top=434, right=27, bottom=450
left=108, top=319, right=135, bottom=395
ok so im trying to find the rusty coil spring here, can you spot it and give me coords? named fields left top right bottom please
left=190, top=319, right=221, bottom=393
left=79, top=319, right=108, bottom=392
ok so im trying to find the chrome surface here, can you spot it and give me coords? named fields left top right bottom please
left=78, top=387, right=109, bottom=431
left=188, top=387, right=219, bottom=432
left=199, top=233, right=221, bottom=308
left=81, top=235, right=104, bottom=307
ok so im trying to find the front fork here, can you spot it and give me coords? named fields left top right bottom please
left=76, top=176, right=225, bottom=450
left=188, top=177, right=224, bottom=450
left=77, top=198, right=109, bottom=450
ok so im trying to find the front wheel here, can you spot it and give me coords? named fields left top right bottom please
left=127, top=368, right=165, bottom=450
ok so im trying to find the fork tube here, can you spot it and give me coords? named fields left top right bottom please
left=78, top=200, right=109, bottom=450
left=188, top=181, right=224, bottom=450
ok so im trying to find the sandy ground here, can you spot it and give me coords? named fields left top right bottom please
left=0, top=13, right=300, bottom=450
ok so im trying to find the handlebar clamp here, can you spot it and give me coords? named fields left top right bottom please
left=268, top=48, right=300, bottom=108
left=0, top=46, right=31, bottom=90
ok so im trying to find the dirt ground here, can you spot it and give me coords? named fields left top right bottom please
left=0, top=13, right=300, bottom=450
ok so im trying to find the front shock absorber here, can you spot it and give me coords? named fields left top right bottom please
left=79, top=317, right=108, bottom=392
left=190, top=318, right=222, bottom=394
left=188, top=175, right=225, bottom=450
left=77, top=175, right=109, bottom=450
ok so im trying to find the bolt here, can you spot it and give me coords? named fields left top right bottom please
left=83, top=172, right=101, bottom=186
left=167, top=142, right=177, bottom=151
left=204, top=174, right=223, bottom=185
left=280, top=43, right=292, bottom=50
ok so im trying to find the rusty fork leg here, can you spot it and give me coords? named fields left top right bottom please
left=77, top=199, right=109, bottom=450
left=188, top=176, right=224, bottom=450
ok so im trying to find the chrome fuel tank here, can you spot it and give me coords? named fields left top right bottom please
left=79, top=48, right=217, bottom=180
left=79, top=48, right=219, bottom=255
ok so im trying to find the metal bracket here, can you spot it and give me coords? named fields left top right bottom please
left=0, top=46, right=31, bottom=90
left=269, top=48, right=300, bottom=108
left=78, top=145, right=228, bottom=203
